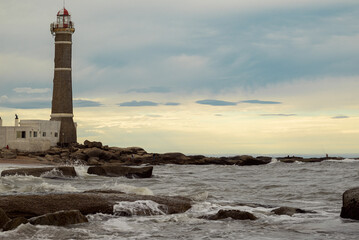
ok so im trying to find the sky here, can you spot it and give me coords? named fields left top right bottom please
left=1, top=0, right=359, bottom=155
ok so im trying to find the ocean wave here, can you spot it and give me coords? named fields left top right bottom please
left=113, top=200, right=167, bottom=216
left=101, top=183, right=154, bottom=196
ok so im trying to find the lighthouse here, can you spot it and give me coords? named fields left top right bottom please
left=50, top=8, right=77, bottom=145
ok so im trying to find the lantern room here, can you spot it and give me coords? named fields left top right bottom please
left=51, top=8, right=75, bottom=35
left=57, top=8, right=72, bottom=28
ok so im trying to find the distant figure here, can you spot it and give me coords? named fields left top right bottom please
left=15, top=114, right=18, bottom=119
left=326, top=153, right=329, bottom=158
left=6, top=145, right=9, bottom=149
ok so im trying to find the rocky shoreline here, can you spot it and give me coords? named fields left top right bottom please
left=1, top=140, right=357, bottom=166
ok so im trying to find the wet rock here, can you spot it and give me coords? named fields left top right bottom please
left=29, top=210, right=88, bottom=226
left=87, top=165, right=153, bottom=178
left=0, top=191, right=192, bottom=219
left=204, top=210, right=257, bottom=220
left=1, top=167, right=77, bottom=178
left=0, top=149, right=17, bottom=159
left=84, top=140, right=103, bottom=148
left=340, top=187, right=359, bottom=220
left=2, top=217, right=28, bottom=231
left=271, top=207, right=315, bottom=216
left=0, top=208, right=10, bottom=229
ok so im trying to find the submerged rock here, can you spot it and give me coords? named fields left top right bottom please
left=340, top=187, right=359, bottom=220
left=2, top=217, right=28, bottom=231
left=29, top=210, right=88, bottom=226
left=0, top=167, right=77, bottom=178
left=0, top=191, right=192, bottom=219
left=271, top=207, right=315, bottom=216
left=87, top=165, right=153, bottom=178
left=203, top=209, right=257, bottom=220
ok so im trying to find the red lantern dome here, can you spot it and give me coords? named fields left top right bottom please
left=57, top=8, right=70, bottom=16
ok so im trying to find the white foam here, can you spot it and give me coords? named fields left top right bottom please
left=186, top=191, right=209, bottom=201
left=269, top=158, right=278, bottom=164
left=18, top=182, right=78, bottom=193
left=327, top=158, right=359, bottom=163
left=101, top=183, right=153, bottom=196
left=113, top=200, right=167, bottom=216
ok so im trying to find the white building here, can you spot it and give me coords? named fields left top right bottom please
left=0, top=116, right=61, bottom=152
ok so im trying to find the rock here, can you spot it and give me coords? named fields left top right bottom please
left=29, top=210, right=88, bottom=226
left=204, top=210, right=257, bottom=220
left=45, top=154, right=54, bottom=161
left=83, top=147, right=103, bottom=158
left=0, top=191, right=192, bottom=219
left=0, top=208, right=10, bottom=229
left=2, top=217, right=28, bottom=231
left=340, top=187, right=359, bottom=220
left=84, top=140, right=103, bottom=148
left=87, top=165, right=153, bottom=178
left=71, top=150, right=87, bottom=161
left=88, top=157, right=100, bottom=165
left=271, top=207, right=315, bottom=216
left=0, top=149, right=17, bottom=159
left=1, top=167, right=77, bottom=178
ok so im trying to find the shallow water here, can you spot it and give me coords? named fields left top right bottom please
left=0, top=160, right=358, bottom=239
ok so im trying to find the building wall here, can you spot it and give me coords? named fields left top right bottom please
left=0, top=120, right=61, bottom=151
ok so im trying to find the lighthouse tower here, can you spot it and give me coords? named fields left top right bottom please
left=50, top=8, right=77, bottom=145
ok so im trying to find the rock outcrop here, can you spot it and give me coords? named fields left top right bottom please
left=1, top=167, right=77, bottom=178
left=0, top=191, right=192, bottom=219
left=271, top=207, right=315, bottom=216
left=0, top=208, right=10, bottom=230
left=2, top=217, right=28, bottom=231
left=87, top=165, right=153, bottom=178
left=340, top=187, right=359, bottom=220
left=203, top=209, right=257, bottom=220
left=0, top=149, right=17, bottom=159
left=29, top=210, right=88, bottom=226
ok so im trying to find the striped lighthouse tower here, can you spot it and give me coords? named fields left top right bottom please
left=50, top=8, right=77, bottom=145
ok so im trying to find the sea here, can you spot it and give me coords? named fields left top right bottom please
left=0, top=159, right=358, bottom=240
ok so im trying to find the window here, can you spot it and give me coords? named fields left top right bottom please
left=17, top=131, right=26, bottom=138
left=34, top=131, right=38, bottom=137
left=43, top=132, right=46, bottom=137
left=54, top=132, right=58, bottom=137
left=30, top=131, right=32, bottom=137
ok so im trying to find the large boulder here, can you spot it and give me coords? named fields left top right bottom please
left=0, top=208, right=10, bottom=229
left=340, top=187, right=359, bottom=220
left=0, top=191, right=192, bottom=219
left=1, top=167, right=77, bottom=178
left=204, top=209, right=257, bottom=220
left=84, top=140, right=103, bottom=148
left=83, top=147, right=103, bottom=158
left=2, top=217, right=28, bottom=231
left=271, top=207, right=315, bottom=216
left=29, top=210, right=88, bottom=226
left=87, top=165, right=153, bottom=178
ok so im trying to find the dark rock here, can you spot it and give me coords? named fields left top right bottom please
left=1, top=167, right=77, bottom=178
left=340, top=187, right=359, bottom=220
left=271, top=207, right=315, bottom=216
left=2, top=217, right=28, bottom=231
left=0, top=208, right=10, bottom=229
left=29, top=210, right=88, bottom=226
left=0, top=149, right=17, bottom=159
left=88, top=157, right=100, bottom=165
left=204, top=210, right=257, bottom=220
left=71, top=150, right=87, bottom=161
left=84, top=140, right=103, bottom=148
left=0, top=191, right=192, bottom=219
left=87, top=165, right=153, bottom=178
left=83, top=147, right=103, bottom=158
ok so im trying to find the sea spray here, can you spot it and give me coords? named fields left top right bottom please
left=113, top=200, right=167, bottom=216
